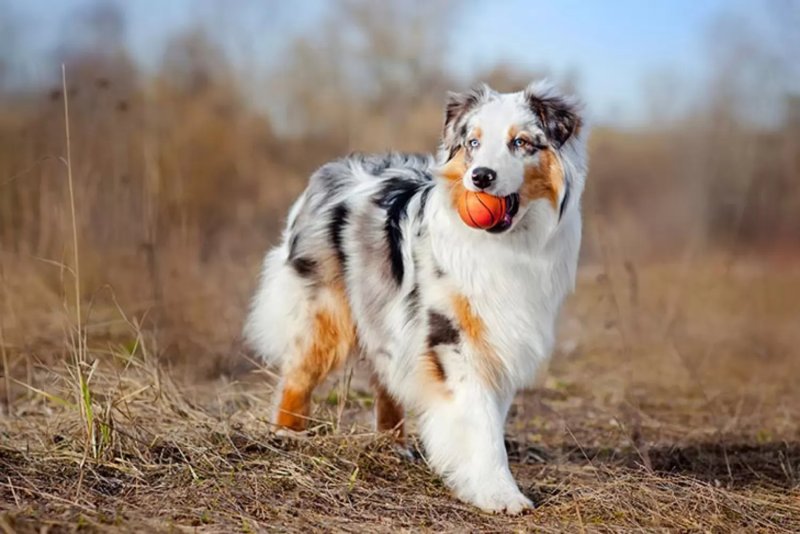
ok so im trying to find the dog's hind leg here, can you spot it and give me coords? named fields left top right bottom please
left=371, top=373, right=405, bottom=438
left=273, top=280, right=355, bottom=431
left=246, top=245, right=356, bottom=432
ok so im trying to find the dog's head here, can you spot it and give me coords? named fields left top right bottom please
left=438, top=81, right=584, bottom=234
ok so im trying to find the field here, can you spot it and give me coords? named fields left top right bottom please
left=1, top=2, right=798, bottom=530
left=2, top=256, right=799, bottom=532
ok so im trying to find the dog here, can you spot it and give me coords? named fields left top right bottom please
left=244, top=81, right=586, bottom=514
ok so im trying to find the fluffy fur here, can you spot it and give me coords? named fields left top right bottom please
left=244, top=81, right=587, bottom=514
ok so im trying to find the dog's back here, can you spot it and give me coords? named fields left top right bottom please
left=244, top=152, right=435, bottom=394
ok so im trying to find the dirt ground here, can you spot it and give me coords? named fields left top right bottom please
left=1, top=259, right=799, bottom=532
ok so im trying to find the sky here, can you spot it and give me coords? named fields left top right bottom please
left=4, top=0, right=751, bottom=125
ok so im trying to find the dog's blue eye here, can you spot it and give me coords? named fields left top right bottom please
left=513, top=138, right=528, bottom=149
left=468, top=139, right=480, bottom=148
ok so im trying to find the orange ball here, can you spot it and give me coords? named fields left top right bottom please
left=457, top=190, right=507, bottom=229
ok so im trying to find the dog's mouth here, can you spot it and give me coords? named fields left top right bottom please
left=486, top=193, right=520, bottom=234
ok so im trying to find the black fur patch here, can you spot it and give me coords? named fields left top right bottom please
left=427, top=311, right=460, bottom=348
left=375, top=178, right=425, bottom=285
left=290, top=256, right=317, bottom=278
left=559, top=181, right=570, bottom=220
left=459, top=124, right=468, bottom=142
left=448, top=145, right=460, bottom=160
left=329, top=203, right=350, bottom=269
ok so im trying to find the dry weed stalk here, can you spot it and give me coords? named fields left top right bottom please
left=60, top=64, right=106, bottom=462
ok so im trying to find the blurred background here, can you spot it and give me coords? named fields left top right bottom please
left=0, top=0, right=798, bottom=393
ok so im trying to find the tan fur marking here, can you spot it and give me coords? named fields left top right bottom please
left=449, top=180, right=467, bottom=212
left=275, top=387, right=311, bottom=430
left=453, top=294, right=484, bottom=342
left=508, top=126, right=536, bottom=145
left=417, top=349, right=453, bottom=401
left=424, top=350, right=448, bottom=384
left=452, top=294, right=505, bottom=389
left=440, top=148, right=469, bottom=211
left=275, top=282, right=356, bottom=431
left=371, top=374, right=405, bottom=438
left=506, top=125, right=520, bottom=143
left=521, top=148, right=564, bottom=209
left=440, top=148, right=467, bottom=182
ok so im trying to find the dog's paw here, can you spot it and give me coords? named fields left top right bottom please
left=271, top=426, right=310, bottom=440
left=393, top=443, right=424, bottom=462
left=468, top=487, right=534, bottom=515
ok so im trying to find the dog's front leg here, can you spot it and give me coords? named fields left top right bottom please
left=418, top=379, right=531, bottom=514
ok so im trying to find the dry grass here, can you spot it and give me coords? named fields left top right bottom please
left=1, top=258, right=799, bottom=533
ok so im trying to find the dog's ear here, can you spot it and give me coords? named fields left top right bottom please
left=442, top=84, right=491, bottom=159
left=524, top=82, right=582, bottom=149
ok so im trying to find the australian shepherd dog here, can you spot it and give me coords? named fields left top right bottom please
left=244, top=81, right=587, bottom=514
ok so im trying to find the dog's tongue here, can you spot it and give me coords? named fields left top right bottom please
left=487, top=193, right=519, bottom=233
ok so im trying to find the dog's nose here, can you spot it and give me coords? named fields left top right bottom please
left=471, top=167, right=497, bottom=190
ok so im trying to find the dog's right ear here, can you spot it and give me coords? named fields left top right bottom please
left=524, top=81, right=583, bottom=149
left=442, top=84, right=491, bottom=159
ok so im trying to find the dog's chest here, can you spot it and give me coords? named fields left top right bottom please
left=427, top=238, right=570, bottom=372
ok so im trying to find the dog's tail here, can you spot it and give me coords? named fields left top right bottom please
left=243, top=195, right=311, bottom=368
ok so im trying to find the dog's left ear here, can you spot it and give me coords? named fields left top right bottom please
left=525, top=83, right=582, bottom=148
left=442, top=84, right=492, bottom=159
